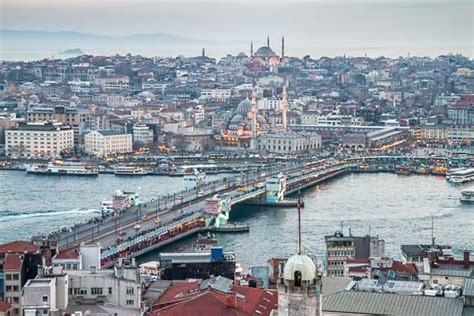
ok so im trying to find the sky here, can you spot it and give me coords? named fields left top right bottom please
left=1, top=0, right=473, bottom=57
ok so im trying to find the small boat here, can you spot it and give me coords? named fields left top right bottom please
left=460, top=186, right=474, bottom=203
left=100, top=201, right=114, bottom=216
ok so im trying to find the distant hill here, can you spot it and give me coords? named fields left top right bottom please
left=0, top=29, right=225, bottom=54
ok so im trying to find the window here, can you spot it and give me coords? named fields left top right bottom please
left=126, top=299, right=134, bottom=305
left=13, top=296, right=19, bottom=304
left=42, top=309, right=48, bottom=315
left=126, top=287, right=134, bottom=295
left=13, top=274, right=19, bottom=280
left=43, top=295, right=48, bottom=303
left=91, top=288, right=103, bottom=295
left=5, top=286, right=12, bottom=292
left=108, top=287, right=113, bottom=295
left=5, top=274, right=12, bottom=280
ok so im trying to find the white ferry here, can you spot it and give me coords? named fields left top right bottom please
left=183, top=169, right=206, bottom=189
left=460, top=186, right=474, bottom=203
left=114, top=165, right=151, bottom=176
left=25, top=161, right=99, bottom=176
left=447, top=168, right=474, bottom=184
left=100, top=200, right=114, bottom=215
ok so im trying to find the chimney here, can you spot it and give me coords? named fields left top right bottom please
left=226, top=292, right=238, bottom=309
left=464, top=250, right=470, bottom=269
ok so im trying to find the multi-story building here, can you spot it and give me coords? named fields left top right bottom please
left=258, top=97, right=282, bottom=110
left=325, top=231, right=385, bottom=277
left=3, top=254, right=22, bottom=316
left=448, top=103, right=474, bottom=126
left=83, top=130, right=132, bottom=157
left=132, top=125, right=154, bottom=144
left=5, top=123, right=74, bottom=159
left=95, top=75, right=129, bottom=92
left=448, top=127, right=474, bottom=143
left=26, top=106, right=90, bottom=145
left=200, top=88, right=231, bottom=101
left=257, top=133, right=321, bottom=154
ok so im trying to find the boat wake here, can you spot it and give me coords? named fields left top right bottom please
left=0, top=208, right=100, bottom=222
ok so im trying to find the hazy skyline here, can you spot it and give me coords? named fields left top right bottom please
left=1, top=0, right=473, bottom=58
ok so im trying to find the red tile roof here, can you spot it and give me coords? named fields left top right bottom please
left=0, top=240, right=38, bottom=254
left=4, top=253, right=23, bottom=270
left=0, top=301, right=11, bottom=312
left=53, top=249, right=80, bottom=260
left=151, top=283, right=278, bottom=316
left=155, top=280, right=202, bottom=307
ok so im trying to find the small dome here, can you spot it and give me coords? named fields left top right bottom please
left=283, top=254, right=316, bottom=282
left=230, top=113, right=245, bottom=124
left=236, top=99, right=252, bottom=114
left=28, top=94, right=40, bottom=104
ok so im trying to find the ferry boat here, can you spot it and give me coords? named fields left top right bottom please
left=460, top=186, right=474, bottom=203
left=25, top=160, right=99, bottom=176
left=447, top=168, right=474, bottom=184
left=100, top=200, right=114, bottom=215
left=183, top=169, right=206, bottom=189
left=114, top=165, right=151, bottom=176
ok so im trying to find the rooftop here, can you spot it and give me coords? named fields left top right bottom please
left=323, top=291, right=464, bottom=316
left=0, top=240, right=39, bottom=254
left=4, top=253, right=23, bottom=270
left=53, top=249, right=80, bottom=260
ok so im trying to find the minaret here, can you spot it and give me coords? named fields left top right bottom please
left=250, top=41, right=253, bottom=57
left=267, top=35, right=270, bottom=48
left=202, top=48, right=205, bottom=57
left=281, top=36, right=285, bottom=61
left=281, top=86, right=288, bottom=132
left=250, top=89, right=258, bottom=150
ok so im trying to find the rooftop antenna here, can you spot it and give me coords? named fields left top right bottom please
left=297, top=190, right=302, bottom=255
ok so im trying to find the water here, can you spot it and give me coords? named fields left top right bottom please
left=1, top=171, right=472, bottom=267
left=140, top=173, right=473, bottom=268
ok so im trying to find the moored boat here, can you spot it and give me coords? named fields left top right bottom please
left=114, top=165, right=151, bottom=176
left=460, top=186, right=474, bottom=203
left=448, top=168, right=474, bottom=184
left=25, top=160, right=98, bottom=176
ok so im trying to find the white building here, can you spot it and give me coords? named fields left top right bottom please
left=258, top=133, right=321, bottom=154
left=67, top=260, right=141, bottom=313
left=21, top=267, right=68, bottom=316
left=132, top=125, right=154, bottom=144
left=94, top=75, right=129, bottom=92
left=447, top=127, right=474, bottom=143
left=5, top=122, right=74, bottom=158
left=200, top=88, right=231, bottom=101
left=84, top=130, right=132, bottom=157
left=258, top=97, right=282, bottom=111
left=52, top=243, right=101, bottom=271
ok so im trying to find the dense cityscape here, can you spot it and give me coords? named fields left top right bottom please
left=0, top=2, right=473, bottom=314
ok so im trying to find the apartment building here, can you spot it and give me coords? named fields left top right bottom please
left=95, top=75, right=129, bottom=92
left=257, top=132, right=321, bottom=154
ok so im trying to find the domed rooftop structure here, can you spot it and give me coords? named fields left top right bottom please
left=230, top=113, right=245, bottom=124
left=255, top=46, right=276, bottom=58
left=28, top=94, right=40, bottom=105
left=283, top=254, right=316, bottom=282
left=236, top=99, right=252, bottom=114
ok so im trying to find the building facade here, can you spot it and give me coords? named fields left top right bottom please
left=83, top=130, right=132, bottom=157
left=257, top=133, right=321, bottom=154
left=5, top=123, right=74, bottom=158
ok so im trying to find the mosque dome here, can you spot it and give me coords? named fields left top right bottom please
left=236, top=99, right=252, bottom=114
left=255, top=46, right=276, bottom=58
left=283, top=254, right=316, bottom=282
left=28, top=94, right=40, bottom=105
left=70, top=95, right=80, bottom=106
left=230, top=113, right=245, bottom=124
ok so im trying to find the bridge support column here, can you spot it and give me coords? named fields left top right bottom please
left=265, top=174, right=286, bottom=203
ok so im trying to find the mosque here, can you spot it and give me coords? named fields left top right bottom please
left=249, top=36, right=285, bottom=68
left=215, top=87, right=289, bottom=149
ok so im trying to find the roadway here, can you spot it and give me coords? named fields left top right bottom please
left=55, top=161, right=306, bottom=250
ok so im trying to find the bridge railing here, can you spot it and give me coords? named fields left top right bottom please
left=101, top=212, right=204, bottom=259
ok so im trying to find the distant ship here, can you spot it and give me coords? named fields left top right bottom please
left=25, top=160, right=98, bottom=176
left=460, top=186, right=474, bottom=203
